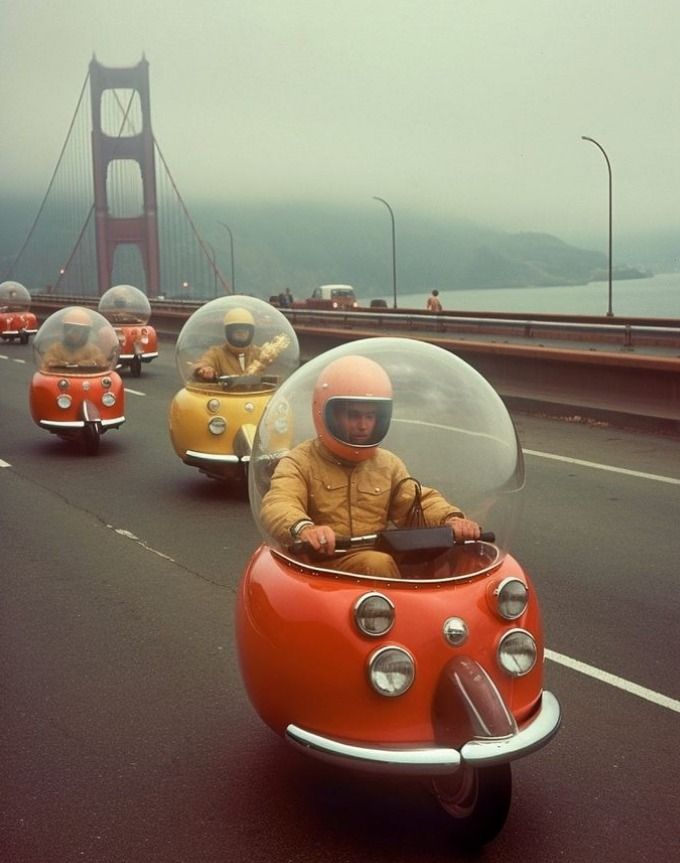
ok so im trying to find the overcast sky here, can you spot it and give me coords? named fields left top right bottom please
left=2, top=0, right=679, bottom=245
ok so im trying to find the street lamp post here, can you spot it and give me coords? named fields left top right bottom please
left=373, top=196, right=397, bottom=309
left=218, top=221, right=236, bottom=293
left=581, top=135, right=614, bottom=317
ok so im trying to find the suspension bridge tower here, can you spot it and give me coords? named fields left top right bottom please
left=90, top=56, right=161, bottom=297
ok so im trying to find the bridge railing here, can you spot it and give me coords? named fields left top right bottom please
left=26, top=294, right=680, bottom=430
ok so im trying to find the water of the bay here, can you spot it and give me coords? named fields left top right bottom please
left=378, top=272, right=680, bottom=319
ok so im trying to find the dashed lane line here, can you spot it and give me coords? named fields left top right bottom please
left=546, top=649, right=680, bottom=713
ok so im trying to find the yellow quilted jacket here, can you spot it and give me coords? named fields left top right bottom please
left=260, top=438, right=464, bottom=545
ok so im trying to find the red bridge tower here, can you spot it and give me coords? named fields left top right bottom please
left=90, top=56, right=161, bottom=297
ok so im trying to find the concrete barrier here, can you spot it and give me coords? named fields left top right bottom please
left=29, top=295, right=680, bottom=432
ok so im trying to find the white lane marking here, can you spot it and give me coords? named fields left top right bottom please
left=0, top=459, right=11, bottom=468
left=124, top=388, right=146, bottom=396
left=12, top=358, right=26, bottom=364
left=107, top=525, right=175, bottom=561
left=0, top=354, right=9, bottom=360
left=546, top=649, right=680, bottom=713
left=524, top=449, right=680, bottom=485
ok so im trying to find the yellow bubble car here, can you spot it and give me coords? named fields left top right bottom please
left=169, top=295, right=299, bottom=483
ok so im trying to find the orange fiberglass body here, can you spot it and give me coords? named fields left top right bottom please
left=236, top=337, right=561, bottom=847
left=29, top=307, right=125, bottom=455
left=238, top=544, right=548, bottom=744
left=0, top=281, right=38, bottom=344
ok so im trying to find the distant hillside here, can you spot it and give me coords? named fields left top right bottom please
left=178, top=201, right=612, bottom=298
left=1, top=195, right=668, bottom=299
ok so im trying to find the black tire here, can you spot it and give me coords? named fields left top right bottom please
left=131, top=355, right=142, bottom=377
left=432, top=764, right=512, bottom=847
left=82, top=425, right=101, bottom=456
left=20, top=331, right=29, bottom=344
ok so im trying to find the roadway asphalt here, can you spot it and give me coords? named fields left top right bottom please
left=1, top=339, right=678, bottom=863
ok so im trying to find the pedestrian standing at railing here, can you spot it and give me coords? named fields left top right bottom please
left=426, top=289, right=443, bottom=312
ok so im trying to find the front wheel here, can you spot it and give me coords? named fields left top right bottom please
left=432, top=763, right=512, bottom=847
left=82, top=424, right=101, bottom=456
left=131, top=355, right=142, bottom=377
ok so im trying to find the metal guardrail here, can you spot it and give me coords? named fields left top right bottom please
left=26, top=295, right=680, bottom=430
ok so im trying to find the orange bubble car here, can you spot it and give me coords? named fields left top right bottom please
left=237, top=337, right=561, bottom=847
left=98, top=284, right=158, bottom=377
left=0, top=280, right=38, bottom=344
left=30, top=306, right=125, bottom=455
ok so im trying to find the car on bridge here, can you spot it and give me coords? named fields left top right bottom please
left=293, top=283, right=358, bottom=311
left=237, top=337, right=561, bottom=848
left=0, top=280, right=38, bottom=344
left=98, top=283, right=158, bottom=377
left=29, top=306, right=125, bottom=455
left=168, top=295, right=299, bottom=484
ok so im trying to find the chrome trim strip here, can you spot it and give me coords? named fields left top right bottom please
left=185, top=450, right=240, bottom=464
left=286, top=724, right=461, bottom=775
left=285, top=690, right=560, bottom=774
left=39, top=416, right=125, bottom=430
left=119, top=352, right=158, bottom=360
left=269, top=545, right=500, bottom=584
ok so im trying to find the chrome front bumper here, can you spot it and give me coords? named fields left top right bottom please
left=285, top=690, right=560, bottom=776
left=40, top=416, right=126, bottom=430
left=185, top=450, right=248, bottom=465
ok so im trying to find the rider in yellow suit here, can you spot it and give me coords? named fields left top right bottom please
left=260, top=355, right=480, bottom=578
left=194, top=308, right=279, bottom=381
left=42, top=308, right=108, bottom=370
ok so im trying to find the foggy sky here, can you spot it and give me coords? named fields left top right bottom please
left=2, top=0, right=679, bottom=246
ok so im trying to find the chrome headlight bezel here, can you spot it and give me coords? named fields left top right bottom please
left=367, top=645, right=415, bottom=697
left=101, top=392, right=117, bottom=407
left=494, top=577, right=529, bottom=620
left=56, top=394, right=72, bottom=410
left=207, top=398, right=220, bottom=413
left=497, top=628, right=537, bottom=677
left=208, top=416, right=227, bottom=435
left=442, top=616, right=469, bottom=646
left=353, top=592, right=395, bottom=637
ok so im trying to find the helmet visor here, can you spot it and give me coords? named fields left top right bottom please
left=225, top=322, right=254, bottom=348
left=324, top=397, right=392, bottom=448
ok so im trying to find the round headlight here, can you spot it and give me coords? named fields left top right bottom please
left=56, top=394, right=72, bottom=409
left=354, top=592, right=395, bottom=637
left=497, top=629, right=537, bottom=677
left=101, top=377, right=112, bottom=389
left=208, top=416, right=227, bottom=435
left=368, top=646, right=415, bottom=697
left=102, top=392, right=116, bottom=407
left=443, top=616, right=468, bottom=646
left=244, top=401, right=255, bottom=413
left=58, top=378, right=70, bottom=390
left=207, top=398, right=220, bottom=413
left=274, top=417, right=288, bottom=434
left=495, top=578, right=528, bottom=620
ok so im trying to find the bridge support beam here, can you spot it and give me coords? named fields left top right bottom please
left=90, top=56, right=161, bottom=297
